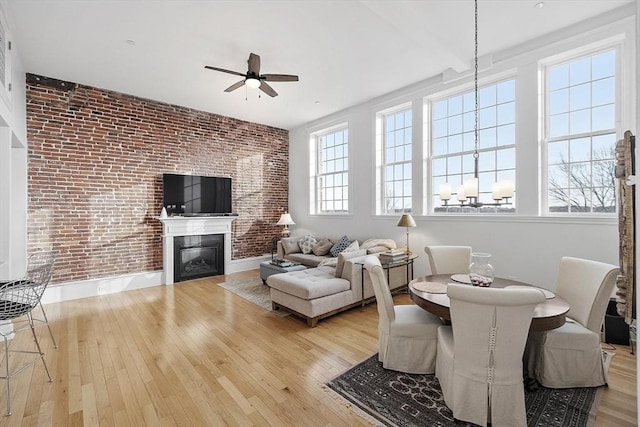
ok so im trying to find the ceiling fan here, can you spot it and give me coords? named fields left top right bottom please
left=205, top=53, right=298, bottom=97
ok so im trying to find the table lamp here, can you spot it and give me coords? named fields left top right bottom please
left=276, top=212, right=295, bottom=237
left=396, top=213, right=416, bottom=255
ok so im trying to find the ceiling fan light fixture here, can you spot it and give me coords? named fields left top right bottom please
left=205, top=53, right=298, bottom=97
left=245, top=77, right=261, bottom=89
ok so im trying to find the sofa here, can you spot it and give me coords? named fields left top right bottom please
left=267, top=235, right=408, bottom=327
left=275, top=235, right=397, bottom=266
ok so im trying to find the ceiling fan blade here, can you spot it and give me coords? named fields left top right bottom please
left=262, top=74, right=299, bottom=82
left=248, top=53, right=261, bottom=75
left=224, top=80, right=246, bottom=92
left=259, top=81, right=278, bottom=97
left=204, top=65, right=246, bottom=78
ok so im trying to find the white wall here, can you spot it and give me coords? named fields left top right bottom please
left=0, top=2, right=27, bottom=280
left=289, top=8, right=636, bottom=291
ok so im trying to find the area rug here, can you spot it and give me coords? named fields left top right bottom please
left=218, top=277, right=289, bottom=316
left=327, top=354, right=602, bottom=427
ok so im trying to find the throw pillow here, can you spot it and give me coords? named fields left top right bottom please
left=312, top=238, right=333, bottom=256
left=342, top=240, right=360, bottom=252
left=281, top=237, right=301, bottom=255
left=318, top=257, right=338, bottom=268
left=298, top=235, right=318, bottom=254
left=330, top=235, right=352, bottom=257
left=335, top=249, right=367, bottom=278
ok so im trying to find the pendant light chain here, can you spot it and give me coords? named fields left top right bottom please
left=437, top=0, right=514, bottom=208
left=473, top=0, right=479, bottom=178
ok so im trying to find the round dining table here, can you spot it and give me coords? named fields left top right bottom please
left=409, top=274, right=570, bottom=331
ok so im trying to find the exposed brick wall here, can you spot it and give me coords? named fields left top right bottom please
left=26, top=74, right=289, bottom=284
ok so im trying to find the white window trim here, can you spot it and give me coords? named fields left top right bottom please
left=295, top=13, right=634, bottom=224
left=375, top=102, right=412, bottom=215
left=539, top=40, right=624, bottom=217
left=309, top=121, right=351, bottom=215
left=425, top=74, right=518, bottom=214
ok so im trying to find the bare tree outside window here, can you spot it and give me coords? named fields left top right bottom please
left=548, top=145, right=616, bottom=213
left=545, top=48, right=617, bottom=215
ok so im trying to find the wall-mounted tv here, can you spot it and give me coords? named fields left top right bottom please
left=162, top=173, right=233, bottom=216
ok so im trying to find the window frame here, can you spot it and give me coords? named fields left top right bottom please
left=375, top=103, right=413, bottom=215
left=541, top=44, right=621, bottom=216
left=427, top=77, right=517, bottom=214
left=309, top=123, right=350, bottom=215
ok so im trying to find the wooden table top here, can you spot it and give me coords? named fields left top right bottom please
left=409, top=274, right=570, bottom=332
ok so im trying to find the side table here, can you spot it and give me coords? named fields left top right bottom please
left=355, top=254, right=418, bottom=308
left=260, top=260, right=307, bottom=285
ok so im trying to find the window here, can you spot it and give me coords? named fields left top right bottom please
left=545, top=49, right=617, bottom=214
left=310, top=126, right=349, bottom=214
left=377, top=107, right=412, bottom=214
left=430, top=79, right=516, bottom=213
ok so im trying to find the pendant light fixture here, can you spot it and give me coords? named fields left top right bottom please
left=439, top=0, right=514, bottom=208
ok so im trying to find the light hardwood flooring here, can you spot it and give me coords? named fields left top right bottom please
left=0, top=269, right=636, bottom=426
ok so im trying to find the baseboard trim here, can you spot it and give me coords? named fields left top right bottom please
left=41, top=271, right=163, bottom=304
left=41, top=255, right=271, bottom=304
left=227, top=255, right=271, bottom=274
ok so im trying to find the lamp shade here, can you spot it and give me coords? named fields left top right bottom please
left=276, top=212, right=295, bottom=226
left=396, top=213, right=416, bottom=228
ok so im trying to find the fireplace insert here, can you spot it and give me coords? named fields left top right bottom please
left=173, top=234, right=224, bottom=282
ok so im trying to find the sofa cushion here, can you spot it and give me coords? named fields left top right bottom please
left=281, top=237, right=301, bottom=255
left=318, top=257, right=338, bottom=267
left=312, top=238, right=333, bottom=256
left=336, top=249, right=367, bottom=278
left=344, top=240, right=360, bottom=252
left=330, top=235, right=352, bottom=257
left=286, top=252, right=330, bottom=267
left=298, top=234, right=318, bottom=254
left=267, top=268, right=350, bottom=300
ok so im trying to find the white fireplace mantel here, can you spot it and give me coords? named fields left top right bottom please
left=159, top=216, right=236, bottom=284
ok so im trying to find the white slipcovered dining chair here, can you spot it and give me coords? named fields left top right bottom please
left=436, top=283, right=545, bottom=427
left=364, top=256, right=442, bottom=374
left=424, top=246, right=472, bottom=275
left=526, top=256, right=619, bottom=388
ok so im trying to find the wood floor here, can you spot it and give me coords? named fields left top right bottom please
left=0, top=269, right=636, bottom=426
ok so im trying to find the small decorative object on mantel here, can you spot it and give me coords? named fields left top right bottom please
left=468, top=252, right=494, bottom=287
left=160, top=207, right=168, bottom=218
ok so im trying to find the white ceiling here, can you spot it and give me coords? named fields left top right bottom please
left=1, top=0, right=635, bottom=130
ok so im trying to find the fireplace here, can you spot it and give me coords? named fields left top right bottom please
left=173, top=234, right=224, bottom=282
left=159, top=216, right=235, bottom=285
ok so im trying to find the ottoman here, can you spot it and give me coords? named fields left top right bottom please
left=267, top=267, right=353, bottom=327
left=260, top=261, right=307, bottom=284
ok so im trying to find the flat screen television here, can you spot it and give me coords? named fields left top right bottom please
left=162, top=173, right=233, bottom=216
